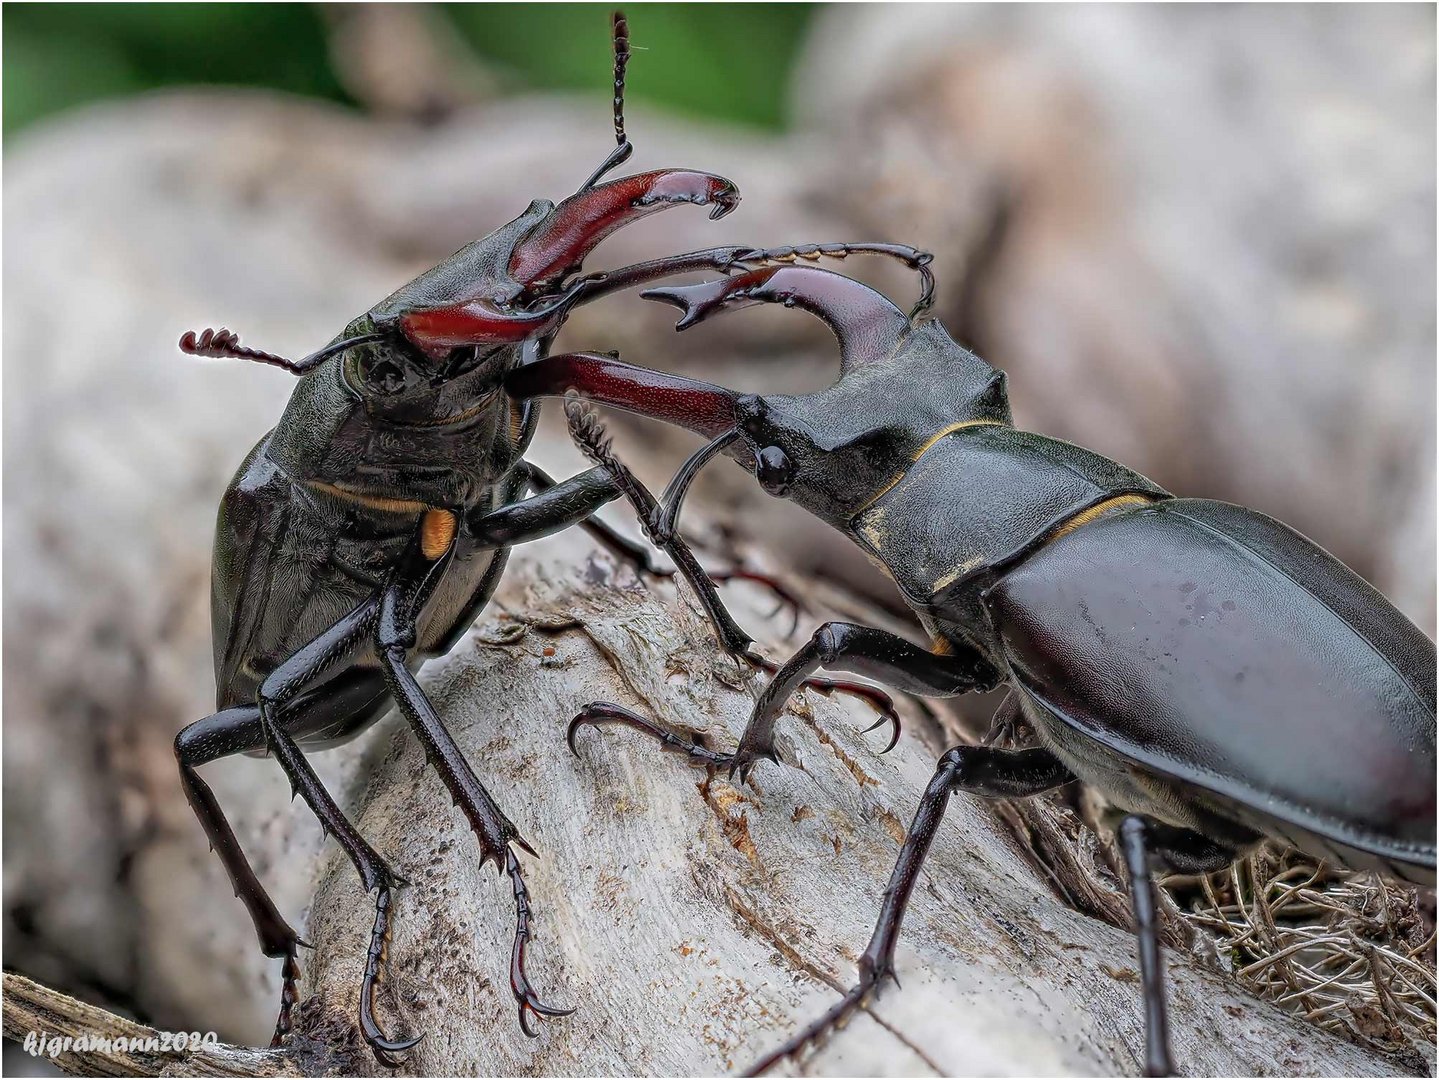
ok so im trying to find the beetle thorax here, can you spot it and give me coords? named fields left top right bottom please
left=733, top=322, right=1012, bottom=527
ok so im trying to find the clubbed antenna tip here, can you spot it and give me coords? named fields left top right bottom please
left=178, top=327, right=303, bottom=373
left=178, top=327, right=383, bottom=376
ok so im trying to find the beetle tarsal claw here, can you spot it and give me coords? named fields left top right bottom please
left=862, top=705, right=903, bottom=754
left=742, top=960, right=894, bottom=1077
left=504, top=849, right=573, bottom=1038
left=269, top=946, right=304, bottom=1048
left=357, top=886, right=424, bottom=1061
left=565, top=702, right=738, bottom=771
left=742, top=654, right=900, bottom=744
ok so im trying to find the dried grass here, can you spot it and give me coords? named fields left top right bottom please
left=1174, top=847, right=1435, bottom=1059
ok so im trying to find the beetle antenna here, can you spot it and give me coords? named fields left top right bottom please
left=178, top=328, right=301, bottom=372
left=578, top=10, right=635, bottom=191
left=179, top=328, right=382, bottom=375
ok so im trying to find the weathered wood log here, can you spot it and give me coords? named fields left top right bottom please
left=285, top=528, right=1413, bottom=1076
left=2, top=972, right=304, bottom=1077
left=6, top=528, right=1420, bottom=1076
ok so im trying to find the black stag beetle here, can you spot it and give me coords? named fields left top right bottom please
left=506, top=263, right=1437, bottom=1076
left=174, top=14, right=932, bottom=1062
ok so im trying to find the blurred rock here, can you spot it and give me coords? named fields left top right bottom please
left=796, top=3, right=1436, bottom=628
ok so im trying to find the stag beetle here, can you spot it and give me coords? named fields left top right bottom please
left=506, top=264, right=1437, bottom=1075
left=174, top=14, right=933, bottom=1061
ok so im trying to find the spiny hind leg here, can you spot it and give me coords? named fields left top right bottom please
left=746, top=745, right=1072, bottom=1076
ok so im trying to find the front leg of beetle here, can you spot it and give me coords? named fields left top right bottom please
left=561, top=397, right=901, bottom=721
left=731, top=623, right=999, bottom=779
left=574, top=622, right=1000, bottom=785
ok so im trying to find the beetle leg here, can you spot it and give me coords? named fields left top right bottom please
left=727, top=622, right=1000, bottom=784
left=564, top=398, right=889, bottom=716
left=1114, top=819, right=1240, bottom=1077
left=522, top=459, right=803, bottom=635
left=375, top=570, right=574, bottom=1037
left=251, top=598, right=422, bottom=1061
left=521, top=460, right=668, bottom=578
left=175, top=708, right=307, bottom=1048
left=563, top=395, right=756, bottom=657
left=568, top=623, right=997, bottom=786
left=747, top=745, right=1073, bottom=1076
left=1118, top=816, right=1177, bottom=1078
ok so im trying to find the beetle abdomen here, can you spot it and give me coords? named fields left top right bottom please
left=984, top=498, right=1436, bottom=883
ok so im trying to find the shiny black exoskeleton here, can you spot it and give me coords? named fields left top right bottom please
left=173, top=15, right=939, bottom=1062
left=506, top=263, right=1437, bottom=1076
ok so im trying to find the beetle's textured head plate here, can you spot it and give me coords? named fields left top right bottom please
left=646, top=267, right=1013, bottom=525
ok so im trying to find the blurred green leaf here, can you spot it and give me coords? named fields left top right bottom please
left=4, top=3, right=347, bottom=136
left=3, top=2, right=813, bottom=138
left=443, top=4, right=813, bottom=129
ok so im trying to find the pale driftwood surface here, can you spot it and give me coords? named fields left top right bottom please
left=1, top=973, right=307, bottom=1077
left=283, top=528, right=1406, bottom=1077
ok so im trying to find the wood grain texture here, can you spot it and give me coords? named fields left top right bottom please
left=288, top=531, right=1409, bottom=1077
left=2, top=973, right=305, bottom=1077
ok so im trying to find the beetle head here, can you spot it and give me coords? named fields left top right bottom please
left=180, top=8, right=739, bottom=422
left=639, top=266, right=1011, bottom=525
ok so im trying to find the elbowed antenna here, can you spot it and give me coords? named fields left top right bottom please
left=178, top=327, right=383, bottom=375
left=643, top=265, right=911, bottom=376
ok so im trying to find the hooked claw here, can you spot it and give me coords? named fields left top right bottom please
left=862, top=705, right=903, bottom=755
left=566, top=703, right=737, bottom=771
left=358, top=887, right=425, bottom=1064
left=269, top=947, right=303, bottom=1049
left=505, top=849, right=575, bottom=1038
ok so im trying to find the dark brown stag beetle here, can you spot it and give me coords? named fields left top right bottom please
left=174, top=14, right=934, bottom=1062
left=507, top=264, right=1437, bottom=1075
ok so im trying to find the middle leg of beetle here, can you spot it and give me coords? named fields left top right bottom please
left=747, top=744, right=1074, bottom=1076
left=252, top=598, right=420, bottom=1059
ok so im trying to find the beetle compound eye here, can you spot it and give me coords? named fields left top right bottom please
left=755, top=445, right=795, bottom=497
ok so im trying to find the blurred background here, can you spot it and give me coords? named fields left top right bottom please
left=5, top=0, right=1434, bottom=1067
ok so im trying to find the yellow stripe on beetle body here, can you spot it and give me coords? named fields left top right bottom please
left=304, top=480, right=430, bottom=515
left=1043, top=494, right=1156, bottom=544
left=303, top=481, right=458, bottom=560
left=853, top=419, right=1004, bottom=518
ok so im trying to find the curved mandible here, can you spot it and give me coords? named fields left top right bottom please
left=508, top=170, right=740, bottom=289
left=642, top=265, right=911, bottom=376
